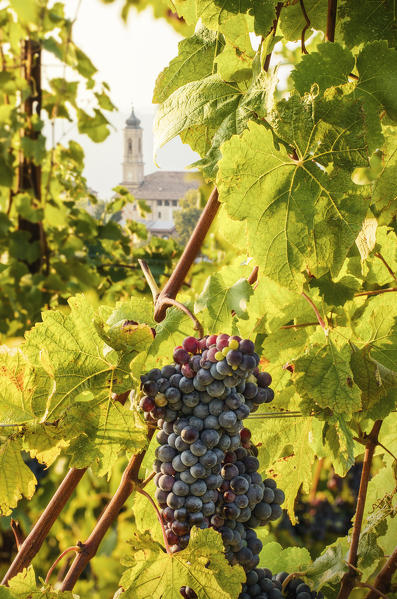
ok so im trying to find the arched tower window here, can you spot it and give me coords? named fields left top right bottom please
left=138, top=138, right=142, bottom=153
left=128, top=139, right=132, bottom=157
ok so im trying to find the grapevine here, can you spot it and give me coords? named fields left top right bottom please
left=1, top=0, right=397, bottom=598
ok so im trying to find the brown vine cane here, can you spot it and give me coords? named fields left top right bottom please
left=1, top=391, right=130, bottom=586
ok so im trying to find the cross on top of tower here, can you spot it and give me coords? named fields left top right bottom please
left=125, top=104, right=141, bottom=129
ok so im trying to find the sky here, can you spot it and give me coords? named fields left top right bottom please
left=47, top=0, right=199, bottom=197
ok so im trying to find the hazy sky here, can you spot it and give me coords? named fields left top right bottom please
left=48, top=0, right=199, bottom=197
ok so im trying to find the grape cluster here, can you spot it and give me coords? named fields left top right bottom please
left=140, top=334, right=277, bottom=559
left=139, top=334, right=296, bottom=596
left=240, top=569, right=324, bottom=599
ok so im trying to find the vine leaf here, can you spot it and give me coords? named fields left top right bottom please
left=305, top=537, right=349, bottom=589
left=322, top=416, right=355, bottom=477
left=373, top=130, right=397, bottom=221
left=354, top=294, right=397, bottom=372
left=267, top=418, right=315, bottom=523
left=22, top=423, right=68, bottom=467
left=355, top=41, right=397, bottom=142
left=153, top=26, right=223, bottom=104
left=279, top=0, right=327, bottom=42
left=339, top=0, right=397, bottom=49
left=132, top=480, right=164, bottom=545
left=196, top=0, right=278, bottom=40
left=294, top=335, right=362, bottom=418
left=77, top=108, right=110, bottom=143
left=195, top=264, right=253, bottom=333
left=24, top=295, right=142, bottom=421
left=154, top=74, right=241, bottom=156
left=365, top=226, right=397, bottom=287
left=292, top=42, right=354, bottom=96
left=119, top=528, right=245, bottom=599
left=350, top=346, right=397, bottom=420
left=217, top=93, right=369, bottom=290
left=258, top=542, right=311, bottom=573
left=61, top=399, right=147, bottom=478
left=0, top=438, right=37, bottom=517
left=2, top=564, right=76, bottom=597
left=0, top=351, right=37, bottom=425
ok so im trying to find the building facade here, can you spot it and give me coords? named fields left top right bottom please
left=121, top=106, right=200, bottom=238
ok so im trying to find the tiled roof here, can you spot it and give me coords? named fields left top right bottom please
left=122, top=171, right=200, bottom=201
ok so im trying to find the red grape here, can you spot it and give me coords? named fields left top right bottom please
left=172, top=520, right=190, bottom=536
left=173, top=347, right=190, bottom=364
left=206, top=334, right=217, bottom=347
left=224, top=491, right=236, bottom=503
left=240, top=339, right=255, bottom=353
left=216, top=337, right=229, bottom=351
left=181, top=363, right=195, bottom=378
left=199, top=337, right=208, bottom=350
left=257, top=371, right=272, bottom=387
left=140, top=396, right=155, bottom=412
left=166, top=529, right=179, bottom=545
left=240, top=428, right=251, bottom=442
left=182, top=336, right=199, bottom=354
left=207, top=347, right=218, bottom=362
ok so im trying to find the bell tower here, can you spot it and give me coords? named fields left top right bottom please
left=122, top=105, right=144, bottom=187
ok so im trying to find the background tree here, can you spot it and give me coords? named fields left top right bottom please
left=174, top=189, right=203, bottom=246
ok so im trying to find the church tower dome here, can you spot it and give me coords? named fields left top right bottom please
left=122, top=104, right=144, bottom=186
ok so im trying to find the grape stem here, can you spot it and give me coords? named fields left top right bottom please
left=138, top=258, right=160, bottom=301
left=374, top=252, right=396, bottom=281
left=280, top=322, right=318, bottom=329
left=140, top=471, right=156, bottom=489
left=45, top=545, right=82, bottom=585
left=301, top=292, right=328, bottom=335
left=354, top=287, right=397, bottom=297
left=336, top=420, right=383, bottom=599
left=281, top=571, right=307, bottom=593
left=363, top=545, right=397, bottom=599
left=135, top=487, right=172, bottom=554
left=160, top=297, right=204, bottom=339
left=247, top=265, right=259, bottom=286
left=139, top=259, right=204, bottom=337
left=10, top=520, right=25, bottom=551
left=263, top=3, right=283, bottom=71
left=299, top=0, right=310, bottom=54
